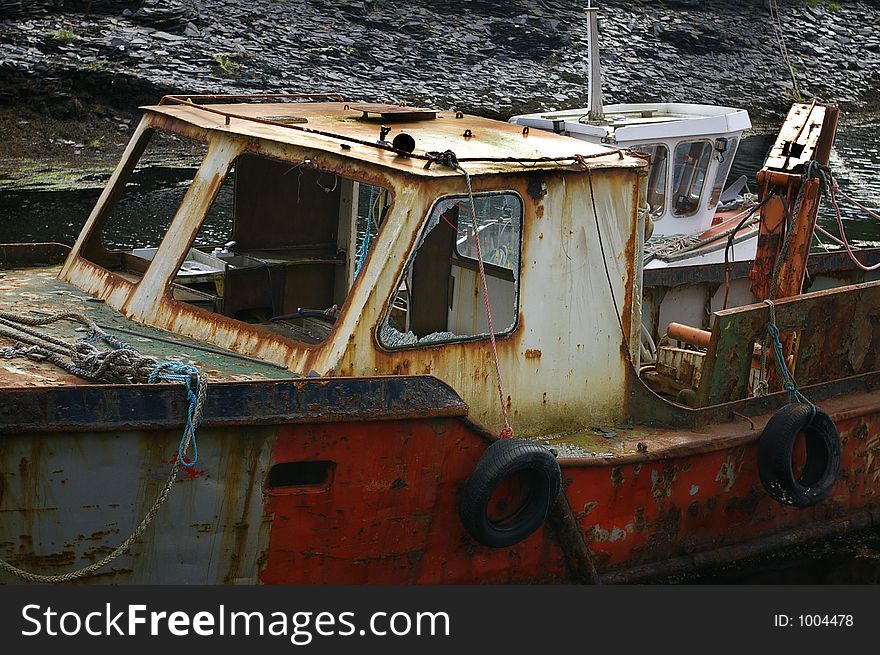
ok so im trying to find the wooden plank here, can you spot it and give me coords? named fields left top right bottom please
left=763, top=103, right=827, bottom=171
left=696, top=279, right=880, bottom=406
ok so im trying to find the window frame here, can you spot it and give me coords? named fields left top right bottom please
left=671, top=139, right=713, bottom=218
left=707, top=136, right=740, bottom=211
left=376, top=189, right=524, bottom=352
left=631, top=142, right=669, bottom=218
left=78, top=125, right=211, bottom=283
left=155, top=147, right=397, bottom=349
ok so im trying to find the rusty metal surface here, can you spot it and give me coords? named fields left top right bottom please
left=763, top=102, right=828, bottom=172
left=565, top=398, right=880, bottom=578
left=0, top=376, right=468, bottom=434
left=0, top=423, right=276, bottom=584
left=2, top=380, right=878, bottom=584
left=697, top=279, right=880, bottom=405
left=144, top=101, right=642, bottom=177
left=260, top=417, right=569, bottom=584
left=749, top=102, right=837, bottom=302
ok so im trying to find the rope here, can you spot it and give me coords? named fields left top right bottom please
left=763, top=299, right=815, bottom=413
left=426, top=150, right=513, bottom=438
left=826, top=178, right=880, bottom=272
left=585, top=167, right=630, bottom=354
left=723, top=195, right=774, bottom=309
left=768, top=0, right=802, bottom=101
left=0, top=311, right=207, bottom=582
left=833, top=184, right=880, bottom=222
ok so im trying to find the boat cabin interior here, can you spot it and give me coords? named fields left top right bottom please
left=76, top=124, right=525, bottom=348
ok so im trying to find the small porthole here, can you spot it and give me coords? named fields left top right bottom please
left=267, top=460, right=335, bottom=494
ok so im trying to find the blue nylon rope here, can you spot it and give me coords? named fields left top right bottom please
left=149, top=360, right=202, bottom=467
left=354, top=186, right=377, bottom=279
left=765, top=303, right=816, bottom=416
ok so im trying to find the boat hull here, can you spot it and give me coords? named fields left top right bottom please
left=0, top=376, right=878, bottom=584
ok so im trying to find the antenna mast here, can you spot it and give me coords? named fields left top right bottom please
left=586, top=1, right=604, bottom=122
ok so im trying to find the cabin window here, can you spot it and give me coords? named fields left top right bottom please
left=169, top=152, right=389, bottom=343
left=671, top=140, right=712, bottom=217
left=707, top=136, right=740, bottom=210
left=378, top=192, right=522, bottom=349
left=632, top=144, right=668, bottom=217
left=80, top=128, right=208, bottom=279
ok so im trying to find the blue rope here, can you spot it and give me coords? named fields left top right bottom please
left=149, top=361, right=202, bottom=467
left=354, top=223, right=372, bottom=278
left=354, top=186, right=377, bottom=279
left=765, top=302, right=816, bottom=415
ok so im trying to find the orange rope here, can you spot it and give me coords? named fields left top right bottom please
left=426, top=149, right=513, bottom=438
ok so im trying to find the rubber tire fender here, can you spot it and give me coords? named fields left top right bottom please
left=458, top=438, right=562, bottom=548
left=757, top=403, right=841, bottom=508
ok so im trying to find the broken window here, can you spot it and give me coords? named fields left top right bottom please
left=379, top=192, right=522, bottom=349
left=632, top=144, right=668, bottom=217
left=166, top=153, right=389, bottom=344
left=81, top=130, right=390, bottom=345
left=707, top=136, right=740, bottom=210
left=671, top=140, right=712, bottom=217
left=81, top=128, right=208, bottom=280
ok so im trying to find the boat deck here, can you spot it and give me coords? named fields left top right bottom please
left=545, top=382, right=880, bottom=465
left=0, top=265, right=296, bottom=387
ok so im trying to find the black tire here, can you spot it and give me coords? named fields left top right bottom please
left=757, top=404, right=841, bottom=507
left=459, top=438, right=562, bottom=548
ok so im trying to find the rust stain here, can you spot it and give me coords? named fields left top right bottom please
left=524, top=349, right=541, bottom=359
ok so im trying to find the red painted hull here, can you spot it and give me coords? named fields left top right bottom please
left=258, top=393, right=880, bottom=584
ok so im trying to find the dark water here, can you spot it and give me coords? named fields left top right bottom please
left=1, top=124, right=880, bottom=583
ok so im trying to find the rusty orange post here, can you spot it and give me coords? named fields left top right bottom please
left=748, top=102, right=839, bottom=391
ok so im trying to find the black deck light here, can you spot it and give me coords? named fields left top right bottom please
left=392, top=132, right=416, bottom=154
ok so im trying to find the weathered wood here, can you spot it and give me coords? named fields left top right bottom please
left=697, top=279, right=880, bottom=406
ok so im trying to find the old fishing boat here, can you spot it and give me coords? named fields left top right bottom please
left=510, top=3, right=760, bottom=271
left=0, top=93, right=878, bottom=584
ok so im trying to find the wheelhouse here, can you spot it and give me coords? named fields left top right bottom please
left=60, top=96, right=648, bottom=434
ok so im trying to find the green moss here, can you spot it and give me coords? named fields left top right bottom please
left=49, top=28, right=77, bottom=45
left=212, top=52, right=242, bottom=77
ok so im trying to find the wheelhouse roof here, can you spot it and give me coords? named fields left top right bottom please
left=143, top=98, right=646, bottom=177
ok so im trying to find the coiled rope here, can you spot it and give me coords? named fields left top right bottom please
left=425, top=150, right=513, bottom=438
left=0, top=311, right=206, bottom=582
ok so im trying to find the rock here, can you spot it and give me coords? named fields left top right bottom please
left=0, top=0, right=22, bottom=18
left=131, top=0, right=196, bottom=33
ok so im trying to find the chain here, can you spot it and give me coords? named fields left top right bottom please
left=0, top=311, right=207, bottom=582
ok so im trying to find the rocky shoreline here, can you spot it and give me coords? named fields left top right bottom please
left=1, top=0, right=879, bottom=171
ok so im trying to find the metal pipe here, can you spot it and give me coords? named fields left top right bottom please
left=667, top=322, right=711, bottom=349
left=586, top=2, right=605, bottom=122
